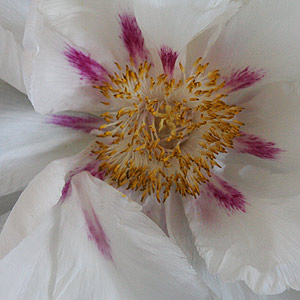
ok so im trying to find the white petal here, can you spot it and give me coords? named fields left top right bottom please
left=0, top=80, right=94, bottom=196
left=0, top=26, right=24, bottom=92
left=24, top=0, right=147, bottom=113
left=36, top=0, right=135, bottom=63
left=132, top=0, right=242, bottom=78
left=198, top=258, right=300, bottom=300
left=165, top=192, right=300, bottom=300
left=223, top=164, right=300, bottom=201
left=24, top=12, right=109, bottom=113
left=0, top=211, right=10, bottom=232
left=223, top=83, right=300, bottom=172
left=0, top=0, right=31, bottom=91
left=0, top=172, right=207, bottom=300
left=133, top=0, right=242, bottom=51
left=205, top=0, right=300, bottom=92
left=0, top=141, right=103, bottom=258
left=0, top=191, right=20, bottom=215
left=0, top=0, right=30, bottom=41
left=183, top=172, right=300, bottom=294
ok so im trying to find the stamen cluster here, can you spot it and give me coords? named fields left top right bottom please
left=94, top=58, right=243, bottom=201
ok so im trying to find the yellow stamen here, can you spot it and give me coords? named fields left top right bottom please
left=94, top=59, right=243, bottom=202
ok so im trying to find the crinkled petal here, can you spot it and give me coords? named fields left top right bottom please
left=183, top=171, right=300, bottom=294
left=0, top=80, right=94, bottom=196
left=165, top=190, right=300, bottom=300
left=0, top=172, right=208, bottom=300
left=197, top=255, right=300, bottom=300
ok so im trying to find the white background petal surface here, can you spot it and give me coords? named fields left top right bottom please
left=205, top=0, right=300, bottom=85
left=133, top=0, right=242, bottom=51
left=0, top=80, right=94, bottom=197
left=165, top=191, right=300, bottom=300
left=183, top=172, right=300, bottom=294
left=218, top=83, right=300, bottom=174
left=0, top=172, right=209, bottom=300
left=0, top=0, right=31, bottom=92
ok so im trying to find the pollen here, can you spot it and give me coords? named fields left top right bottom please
left=93, top=58, right=243, bottom=202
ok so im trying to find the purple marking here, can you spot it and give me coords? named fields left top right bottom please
left=119, top=13, right=148, bottom=62
left=47, top=114, right=101, bottom=133
left=81, top=162, right=106, bottom=180
left=60, top=163, right=105, bottom=202
left=225, top=67, right=265, bottom=92
left=61, top=179, right=72, bottom=201
left=234, top=132, right=283, bottom=159
left=83, top=207, right=113, bottom=260
left=65, top=46, right=108, bottom=83
left=159, top=46, right=178, bottom=76
left=206, top=176, right=246, bottom=213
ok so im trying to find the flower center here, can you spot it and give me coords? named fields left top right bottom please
left=94, top=58, right=243, bottom=201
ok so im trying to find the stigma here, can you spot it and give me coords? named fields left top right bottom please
left=94, top=57, right=243, bottom=202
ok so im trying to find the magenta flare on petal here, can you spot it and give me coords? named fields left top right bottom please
left=61, top=180, right=72, bottom=202
left=235, top=132, right=283, bottom=159
left=206, top=176, right=246, bottom=213
left=65, top=46, right=108, bottom=83
left=60, top=164, right=105, bottom=202
left=47, top=114, right=101, bottom=133
left=225, top=67, right=265, bottom=92
left=159, top=46, right=178, bottom=76
left=83, top=207, right=113, bottom=261
left=119, top=13, right=148, bottom=62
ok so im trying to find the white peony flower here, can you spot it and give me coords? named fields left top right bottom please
left=1, top=0, right=300, bottom=299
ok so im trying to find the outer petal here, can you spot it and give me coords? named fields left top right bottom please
left=203, top=0, right=300, bottom=92
left=0, top=143, right=102, bottom=258
left=183, top=172, right=300, bottom=294
left=165, top=190, right=300, bottom=300
left=0, top=172, right=208, bottom=300
left=0, top=0, right=30, bottom=91
left=0, top=80, right=95, bottom=196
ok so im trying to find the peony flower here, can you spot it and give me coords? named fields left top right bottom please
left=1, top=0, right=300, bottom=299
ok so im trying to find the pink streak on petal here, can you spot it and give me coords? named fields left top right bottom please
left=60, top=163, right=105, bottom=202
left=61, top=180, right=71, bottom=201
left=206, top=176, right=246, bottom=213
left=119, top=13, right=148, bottom=61
left=83, top=207, right=113, bottom=261
left=225, top=67, right=265, bottom=92
left=65, top=46, right=108, bottom=83
left=235, top=132, right=283, bottom=159
left=193, top=196, right=217, bottom=225
left=82, top=163, right=105, bottom=180
left=47, top=115, right=101, bottom=133
left=159, top=46, right=178, bottom=76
